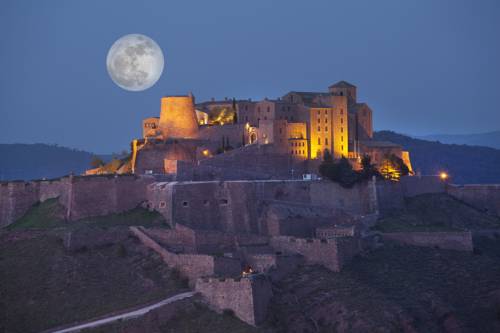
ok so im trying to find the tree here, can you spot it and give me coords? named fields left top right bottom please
left=319, top=156, right=359, bottom=188
left=360, top=155, right=379, bottom=180
left=90, top=156, right=104, bottom=168
left=379, top=154, right=409, bottom=181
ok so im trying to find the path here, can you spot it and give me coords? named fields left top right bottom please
left=49, top=291, right=195, bottom=333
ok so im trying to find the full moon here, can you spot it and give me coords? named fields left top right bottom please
left=106, top=34, right=164, bottom=91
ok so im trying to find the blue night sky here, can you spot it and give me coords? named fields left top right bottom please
left=1, top=0, right=499, bottom=153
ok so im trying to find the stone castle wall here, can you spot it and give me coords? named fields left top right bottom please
left=130, top=226, right=241, bottom=286
left=195, top=275, right=272, bottom=326
left=0, top=175, right=154, bottom=228
left=376, top=176, right=446, bottom=215
left=269, top=235, right=361, bottom=272
left=146, top=179, right=378, bottom=233
left=382, top=231, right=473, bottom=252
left=447, top=184, right=500, bottom=218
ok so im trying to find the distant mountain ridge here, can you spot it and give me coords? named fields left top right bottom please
left=0, top=144, right=96, bottom=181
left=418, top=130, right=500, bottom=150
left=375, top=131, right=500, bottom=184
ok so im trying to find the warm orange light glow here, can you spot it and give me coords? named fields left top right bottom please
left=440, top=172, right=449, bottom=180
left=202, top=149, right=210, bottom=156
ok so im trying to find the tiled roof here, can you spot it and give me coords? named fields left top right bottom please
left=328, top=80, right=356, bottom=88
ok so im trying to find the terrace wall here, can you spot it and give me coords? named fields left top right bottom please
left=382, top=231, right=473, bottom=252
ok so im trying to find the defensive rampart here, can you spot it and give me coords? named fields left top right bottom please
left=269, top=235, right=361, bottom=272
left=130, top=226, right=241, bottom=286
left=195, top=275, right=272, bottom=326
left=146, top=179, right=378, bottom=232
left=447, top=184, right=500, bottom=218
left=0, top=175, right=154, bottom=227
left=381, top=231, right=473, bottom=252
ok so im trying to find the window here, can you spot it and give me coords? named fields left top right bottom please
left=287, top=106, right=291, bottom=111
left=182, top=201, right=189, bottom=207
left=324, top=109, right=327, bottom=114
left=291, top=150, right=294, bottom=154
left=318, top=118, right=321, bottom=123
left=317, top=126, right=321, bottom=131
left=340, top=109, right=343, bottom=114
left=325, top=138, right=329, bottom=145
left=341, top=145, right=344, bottom=150
left=245, top=105, right=248, bottom=111
left=159, top=201, right=167, bottom=209
left=341, top=127, right=343, bottom=133
left=318, top=137, right=321, bottom=145
left=203, top=200, right=209, bottom=206
left=220, top=199, right=228, bottom=205
left=317, top=110, right=320, bottom=115
left=325, top=126, right=328, bottom=132
left=325, top=118, right=328, bottom=123
left=341, top=118, right=343, bottom=124
left=279, top=128, right=282, bottom=134
left=341, top=136, right=343, bottom=141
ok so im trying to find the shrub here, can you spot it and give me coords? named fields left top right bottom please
left=222, top=308, right=235, bottom=317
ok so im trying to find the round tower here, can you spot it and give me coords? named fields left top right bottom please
left=159, top=95, right=199, bottom=139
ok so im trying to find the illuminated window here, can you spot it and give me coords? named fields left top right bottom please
left=341, top=127, right=343, bottom=133
left=341, top=118, right=343, bottom=124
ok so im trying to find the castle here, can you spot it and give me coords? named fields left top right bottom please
left=90, top=81, right=412, bottom=180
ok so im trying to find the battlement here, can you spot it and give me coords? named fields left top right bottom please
left=195, top=273, right=272, bottom=326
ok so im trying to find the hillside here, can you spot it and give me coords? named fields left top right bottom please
left=0, top=144, right=94, bottom=181
left=375, top=131, right=500, bottom=184
left=419, top=130, right=500, bottom=150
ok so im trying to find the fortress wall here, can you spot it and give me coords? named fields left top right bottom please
left=130, top=226, right=240, bottom=286
left=447, top=184, right=500, bottom=217
left=270, top=236, right=361, bottom=272
left=69, top=175, right=152, bottom=220
left=141, top=224, right=197, bottom=253
left=195, top=275, right=273, bottom=326
left=245, top=253, right=303, bottom=281
left=401, top=175, right=445, bottom=197
left=0, top=182, right=40, bottom=227
left=193, top=229, right=236, bottom=253
left=382, top=231, right=473, bottom=252
left=147, top=180, right=376, bottom=233
left=375, top=181, right=405, bottom=215
left=270, top=236, right=341, bottom=271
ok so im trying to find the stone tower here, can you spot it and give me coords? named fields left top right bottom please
left=159, top=94, right=199, bottom=139
left=328, top=81, right=357, bottom=105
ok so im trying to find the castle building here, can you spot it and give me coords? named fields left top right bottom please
left=126, top=80, right=411, bottom=178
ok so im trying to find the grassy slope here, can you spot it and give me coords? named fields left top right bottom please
left=270, top=239, right=500, bottom=332
left=374, top=193, right=500, bottom=232
left=84, top=298, right=262, bottom=333
left=0, top=232, right=186, bottom=333
left=7, top=199, right=169, bottom=231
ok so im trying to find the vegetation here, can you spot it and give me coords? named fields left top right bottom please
left=89, top=155, right=105, bottom=168
left=379, top=153, right=410, bottom=181
left=373, top=193, right=500, bottom=232
left=208, top=107, right=236, bottom=125
left=0, top=233, right=187, bottom=333
left=270, top=239, right=500, bottom=332
left=375, top=130, right=500, bottom=184
left=7, top=199, right=169, bottom=231
left=319, top=154, right=379, bottom=188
